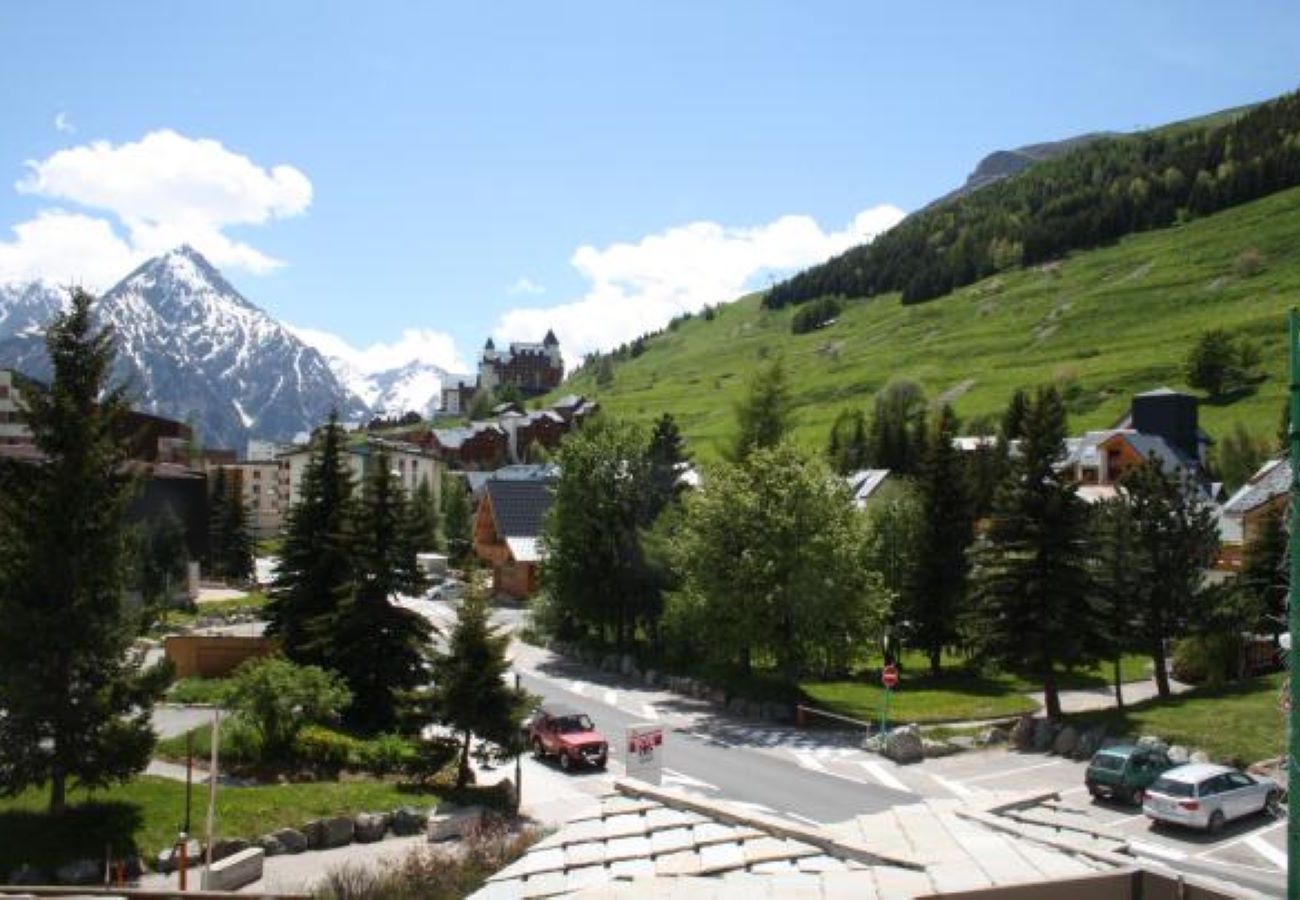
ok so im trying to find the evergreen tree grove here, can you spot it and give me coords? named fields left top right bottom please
left=906, top=404, right=973, bottom=676
left=266, top=412, right=355, bottom=667
left=326, top=452, right=432, bottom=733
left=970, top=386, right=1102, bottom=718
left=730, top=356, right=795, bottom=463
left=0, top=289, right=169, bottom=813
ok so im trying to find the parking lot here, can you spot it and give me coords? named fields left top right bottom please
left=916, top=748, right=1287, bottom=883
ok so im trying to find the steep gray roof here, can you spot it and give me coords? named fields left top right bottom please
left=485, top=478, right=553, bottom=538
left=1222, top=457, right=1289, bottom=517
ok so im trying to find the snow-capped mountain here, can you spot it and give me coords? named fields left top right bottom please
left=0, top=246, right=368, bottom=450
left=325, top=357, right=450, bottom=419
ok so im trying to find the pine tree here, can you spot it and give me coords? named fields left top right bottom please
left=970, top=386, right=1102, bottom=718
left=325, top=452, right=433, bottom=733
left=206, top=468, right=253, bottom=583
left=1123, top=457, right=1221, bottom=699
left=440, top=470, right=472, bottom=562
left=730, top=356, right=796, bottom=463
left=0, top=289, right=168, bottom=813
left=906, top=404, right=973, bottom=676
left=1240, top=504, right=1288, bottom=637
left=407, top=475, right=442, bottom=552
left=266, top=412, right=355, bottom=666
left=433, top=587, right=530, bottom=788
left=1091, top=497, right=1146, bottom=708
left=646, top=412, right=690, bottom=518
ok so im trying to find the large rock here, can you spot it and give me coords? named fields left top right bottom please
left=200, top=848, right=263, bottom=892
left=883, top=725, right=924, bottom=764
left=271, top=827, right=307, bottom=854
left=1191, top=750, right=1210, bottom=764
left=1168, top=744, right=1190, bottom=764
left=979, top=727, right=1009, bottom=746
left=427, top=804, right=486, bottom=841
left=1072, top=726, right=1106, bottom=761
left=1137, top=735, right=1168, bottom=754
left=390, top=806, right=429, bottom=837
left=54, top=858, right=101, bottom=885
left=1032, top=719, right=1057, bottom=752
left=210, top=837, right=251, bottom=863
left=1011, top=715, right=1036, bottom=751
left=1052, top=725, right=1079, bottom=756
left=354, top=813, right=389, bottom=844
left=303, top=815, right=354, bottom=849
left=156, top=839, right=202, bottom=874
left=255, top=834, right=285, bottom=857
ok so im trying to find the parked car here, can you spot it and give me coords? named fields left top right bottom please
left=427, top=579, right=464, bottom=602
left=1084, top=745, right=1175, bottom=804
left=1143, top=763, right=1281, bottom=833
left=525, top=703, right=608, bottom=772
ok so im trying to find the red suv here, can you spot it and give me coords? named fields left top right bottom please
left=526, top=704, right=608, bottom=771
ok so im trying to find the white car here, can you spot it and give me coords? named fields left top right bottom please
left=1143, top=763, right=1280, bottom=833
left=427, top=579, right=464, bottom=602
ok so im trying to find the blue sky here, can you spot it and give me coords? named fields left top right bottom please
left=0, top=2, right=1296, bottom=374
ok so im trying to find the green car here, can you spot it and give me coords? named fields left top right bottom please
left=1085, top=745, right=1175, bottom=805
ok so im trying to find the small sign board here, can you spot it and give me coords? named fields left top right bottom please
left=882, top=664, right=899, bottom=690
left=625, top=723, right=664, bottom=785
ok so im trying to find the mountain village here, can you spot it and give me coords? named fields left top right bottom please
left=1, top=11, right=1300, bottom=900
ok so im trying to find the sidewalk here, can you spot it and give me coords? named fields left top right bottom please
left=1025, top=676, right=1193, bottom=715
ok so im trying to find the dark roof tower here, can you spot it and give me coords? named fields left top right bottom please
left=484, top=337, right=496, bottom=351
left=543, top=329, right=559, bottom=347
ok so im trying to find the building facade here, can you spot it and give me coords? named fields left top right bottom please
left=279, top=435, right=442, bottom=511
left=220, top=460, right=286, bottom=539
left=0, top=369, right=30, bottom=445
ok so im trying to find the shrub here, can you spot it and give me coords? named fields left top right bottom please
left=401, top=737, right=461, bottom=787
left=1235, top=247, right=1266, bottom=277
left=358, top=733, right=418, bottom=778
left=1172, top=634, right=1244, bottom=687
left=791, top=297, right=843, bottom=334
left=225, top=656, right=352, bottom=763
left=295, top=726, right=360, bottom=777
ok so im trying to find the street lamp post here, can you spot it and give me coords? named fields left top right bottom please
left=1286, top=309, right=1300, bottom=900
left=514, top=672, right=523, bottom=815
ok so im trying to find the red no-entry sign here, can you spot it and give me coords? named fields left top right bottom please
left=881, top=664, right=899, bottom=690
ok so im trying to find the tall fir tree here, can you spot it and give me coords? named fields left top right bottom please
left=432, top=587, right=531, bottom=788
left=206, top=468, right=253, bottom=583
left=730, top=356, right=795, bottom=463
left=266, top=412, right=355, bottom=667
left=646, top=412, right=690, bottom=517
left=1091, top=497, right=1147, bottom=709
left=0, top=289, right=168, bottom=813
left=970, top=386, right=1102, bottom=717
left=1122, top=457, right=1220, bottom=699
left=440, top=470, right=472, bottom=562
left=866, top=381, right=927, bottom=474
left=325, top=452, right=433, bottom=733
left=906, top=404, right=973, bottom=676
left=407, top=475, right=442, bottom=552
left=1240, top=503, right=1288, bottom=637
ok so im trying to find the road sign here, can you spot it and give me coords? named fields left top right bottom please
left=882, top=664, right=899, bottom=690
left=625, top=723, right=664, bottom=785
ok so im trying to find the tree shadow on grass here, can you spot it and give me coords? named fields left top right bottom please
left=0, top=801, right=143, bottom=875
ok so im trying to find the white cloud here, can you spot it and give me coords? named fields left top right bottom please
left=0, top=129, right=311, bottom=287
left=291, top=325, right=470, bottom=376
left=53, top=112, right=75, bottom=135
left=508, top=276, right=545, bottom=295
left=493, top=204, right=905, bottom=359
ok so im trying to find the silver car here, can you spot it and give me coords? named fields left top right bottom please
left=1142, top=763, right=1280, bottom=833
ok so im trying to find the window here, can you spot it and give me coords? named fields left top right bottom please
left=0, top=385, right=8, bottom=399
left=253, top=470, right=261, bottom=479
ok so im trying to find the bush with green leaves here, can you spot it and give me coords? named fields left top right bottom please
left=294, top=725, right=360, bottom=777
left=358, top=733, right=418, bottom=778
left=225, top=655, right=352, bottom=763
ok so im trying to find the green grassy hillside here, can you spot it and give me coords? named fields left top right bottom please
left=552, top=185, right=1300, bottom=462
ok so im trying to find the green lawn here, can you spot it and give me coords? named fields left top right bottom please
left=166, top=677, right=232, bottom=705
left=547, top=185, right=1300, bottom=463
left=156, top=591, right=268, bottom=631
left=802, top=651, right=1152, bottom=725
left=0, top=776, right=432, bottom=874
left=1071, top=672, right=1286, bottom=765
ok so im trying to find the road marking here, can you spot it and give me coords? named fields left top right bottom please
left=785, top=812, right=825, bottom=827
left=1059, top=786, right=1090, bottom=796
left=1128, top=840, right=1187, bottom=862
left=928, top=773, right=976, bottom=799
left=640, top=703, right=659, bottom=721
left=568, top=680, right=587, bottom=695
left=1099, top=812, right=1147, bottom=829
left=860, top=761, right=912, bottom=794
left=604, top=689, right=619, bottom=707
left=793, top=751, right=828, bottom=773
left=662, top=768, right=719, bottom=791
left=1245, top=834, right=1288, bottom=869
left=963, top=760, right=1068, bottom=783
left=730, top=800, right=776, bottom=815
left=1196, top=816, right=1287, bottom=861
left=678, top=728, right=734, bottom=749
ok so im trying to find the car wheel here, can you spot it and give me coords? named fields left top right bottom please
left=1131, top=788, right=1145, bottom=807
left=559, top=752, right=573, bottom=772
left=1266, top=789, right=1283, bottom=816
left=596, top=755, right=608, bottom=770
left=1207, top=810, right=1226, bottom=834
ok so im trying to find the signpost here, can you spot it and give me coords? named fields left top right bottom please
left=1286, top=309, right=1300, bottom=900
left=880, top=664, right=899, bottom=734
left=625, top=723, right=664, bottom=785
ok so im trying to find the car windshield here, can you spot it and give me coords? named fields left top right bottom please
left=1090, top=753, right=1125, bottom=772
left=556, top=714, right=595, bottom=734
left=1150, top=777, right=1195, bottom=797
